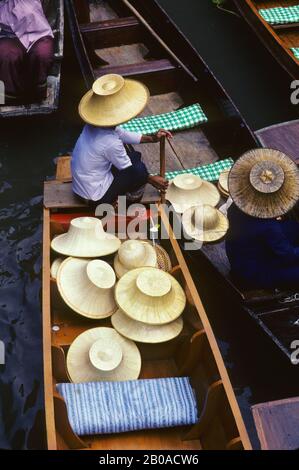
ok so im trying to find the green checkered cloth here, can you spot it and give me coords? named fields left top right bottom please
left=163, top=158, right=233, bottom=182
left=121, top=104, right=207, bottom=135
left=259, top=6, right=299, bottom=25
left=291, top=47, right=299, bottom=59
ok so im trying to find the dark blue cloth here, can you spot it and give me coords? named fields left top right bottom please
left=225, top=204, right=299, bottom=289
left=88, top=150, right=148, bottom=206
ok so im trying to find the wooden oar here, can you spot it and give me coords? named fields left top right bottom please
left=121, top=0, right=198, bottom=82
left=160, top=136, right=166, bottom=204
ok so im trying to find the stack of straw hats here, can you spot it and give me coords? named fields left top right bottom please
left=166, top=173, right=220, bottom=213
left=66, top=327, right=142, bottom=383
left=112, top=267, right=185, bottom=343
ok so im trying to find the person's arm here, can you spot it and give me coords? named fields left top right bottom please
left=140, top=129, right=173, bottom=143
left=265, top=221, right=299, bottom=264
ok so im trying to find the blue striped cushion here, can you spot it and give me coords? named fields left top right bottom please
left=57, top=377, right=198, bottom=436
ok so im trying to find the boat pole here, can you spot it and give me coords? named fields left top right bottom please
left=121, top=0, right=198, bottom=82
left=160, top=136, right=166, bottom=204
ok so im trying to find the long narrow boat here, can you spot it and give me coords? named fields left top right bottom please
left=43, top=158, right=252, bottom=450
left=233, top=0, right=299, bottom=79
left=62, top=2, right=298, bottom=373
left=0, top=0, right=64, bottom=118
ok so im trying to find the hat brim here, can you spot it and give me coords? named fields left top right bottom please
left=67, top=327, right=141, bottom=383
left=57, top=258, right=117, bottom=319
left=229, top=148, right=299, bottom=219
left=114, top=242, right=157, bottom=278
left=51, top=232, right=121, bottom=257
left=111, top=309, right=184, bottom=343
left=182, top=206, right=229, bottom=243
left=78, top=78, right=150, bottom=127
left=115, top=267, right=186, bottom=325
left=166, top=180, right=220, bottom=213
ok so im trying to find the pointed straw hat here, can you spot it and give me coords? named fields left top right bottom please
left=152, top=244, right=172, bottom=272
left=57, top=258, right=117, bottom=319
left=166, top=173, right=220, bottom=213
left=51, top=216, right=121, bottom=257
left=229, top=149, right=299, bottom=219
left=114, top=240, right=157, bottom=278
left=111, top=309, right=183, bottom=344
left=182, top=204, right=229, bottom=243
left=50, top=257, right=64, bottom=279
left=78, top=74, right=149, bottom=127
left=115, top=267, right=186, bottom=325
left=67, top=327, right=141, bottom=383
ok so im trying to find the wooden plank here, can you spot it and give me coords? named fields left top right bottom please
left=256, top=120, right=299, bottom=164
left=252, top=397, right=299, bottom=450
left=43, top=208, right=57, bottom=450
left=44, top=181, right=88, bottom=209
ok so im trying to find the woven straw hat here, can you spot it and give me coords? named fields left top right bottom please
left=153, top=244, right=172, bottom=272
left=51, top=216, right=121, bottom=257
left=114, top=240, right=157, bottom=278
left=67, top=327, right=141, bottom=383
left=57, top=258, right=117, bottom=319
left=111, top=309, right=183, bottom=344
left=218, top=169, right=230, bottom=198
left=182, top=204, right=229, bottom=243
left=115, top=267, right=186, bottom=325
left=50, top=257, right=64, bottom=279
left=166, top=173, right=220, bottom=213
left=229, top=149, right=299, bottom=219
left=78, top=74, right=149, bottom=127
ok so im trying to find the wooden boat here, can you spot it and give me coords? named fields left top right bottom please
left=61, top=0, right=297, bottom=378
left=233, top=1, right=299, bottom=79
left=252, top=396, right=299, bottom=450
left=0, top=0, right=64, bottom=118
left=42, top=158, right=252, bottom=450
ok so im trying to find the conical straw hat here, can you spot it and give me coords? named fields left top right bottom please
left=51, top=216, right=121, bottom=257
left=115, top=267, right=186, bottom=325
left=114, top=240, right=157, bottom=278
left=229, top=149, right=299, bottom=219
left=50, top=257, right=64, bottom=279
left=182, top=204, right=229, bottom=243
left=111, top=309, right=183, bottom=343
left=67, top=327, right=141, bottom=383
left=78, top=74, right=149, bottom=127
left=166, top=173, right=220, bottom=213
left=57, top=258, right=117, bottom=319
left=152, top=244, right=172, bottom=272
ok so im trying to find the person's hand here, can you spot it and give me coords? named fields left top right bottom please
left=148, top=175, right=169, bottom=193
left=155, top=129, right=173, bottom=141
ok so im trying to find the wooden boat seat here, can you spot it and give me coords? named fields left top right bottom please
left=80, top=17, right=142, bottom=49
left=94, top=59, right=179, bottom=95
left=252, top=397, right=299, bottom=450
left=50, top=330, right=243, bottom=450
left=200, top=241, right=293, bottom=305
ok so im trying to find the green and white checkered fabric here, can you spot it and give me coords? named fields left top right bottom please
left=163, top=158, right=233, bottom=182
left=259, top=5, right=299, bottom=25
left=121, top=104, right=207, bottom=135
left=291, top=47, right=299, bottom=60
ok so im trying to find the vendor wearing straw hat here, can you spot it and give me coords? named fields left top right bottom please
left=226, top=148, right=299, bottom=290
left=72, top=74, right=171, bottom=207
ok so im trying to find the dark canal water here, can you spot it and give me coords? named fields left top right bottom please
left=0, top=0, right=298, bottom=449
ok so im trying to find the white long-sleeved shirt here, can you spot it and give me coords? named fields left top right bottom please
left=71, top=125, right=142, bottom=201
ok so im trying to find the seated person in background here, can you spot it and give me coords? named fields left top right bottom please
left=0, top=0, right=54, bottom=103
left=72, top=74, right=170, bottom=208
left=226, top=149, right=299, bottom=290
